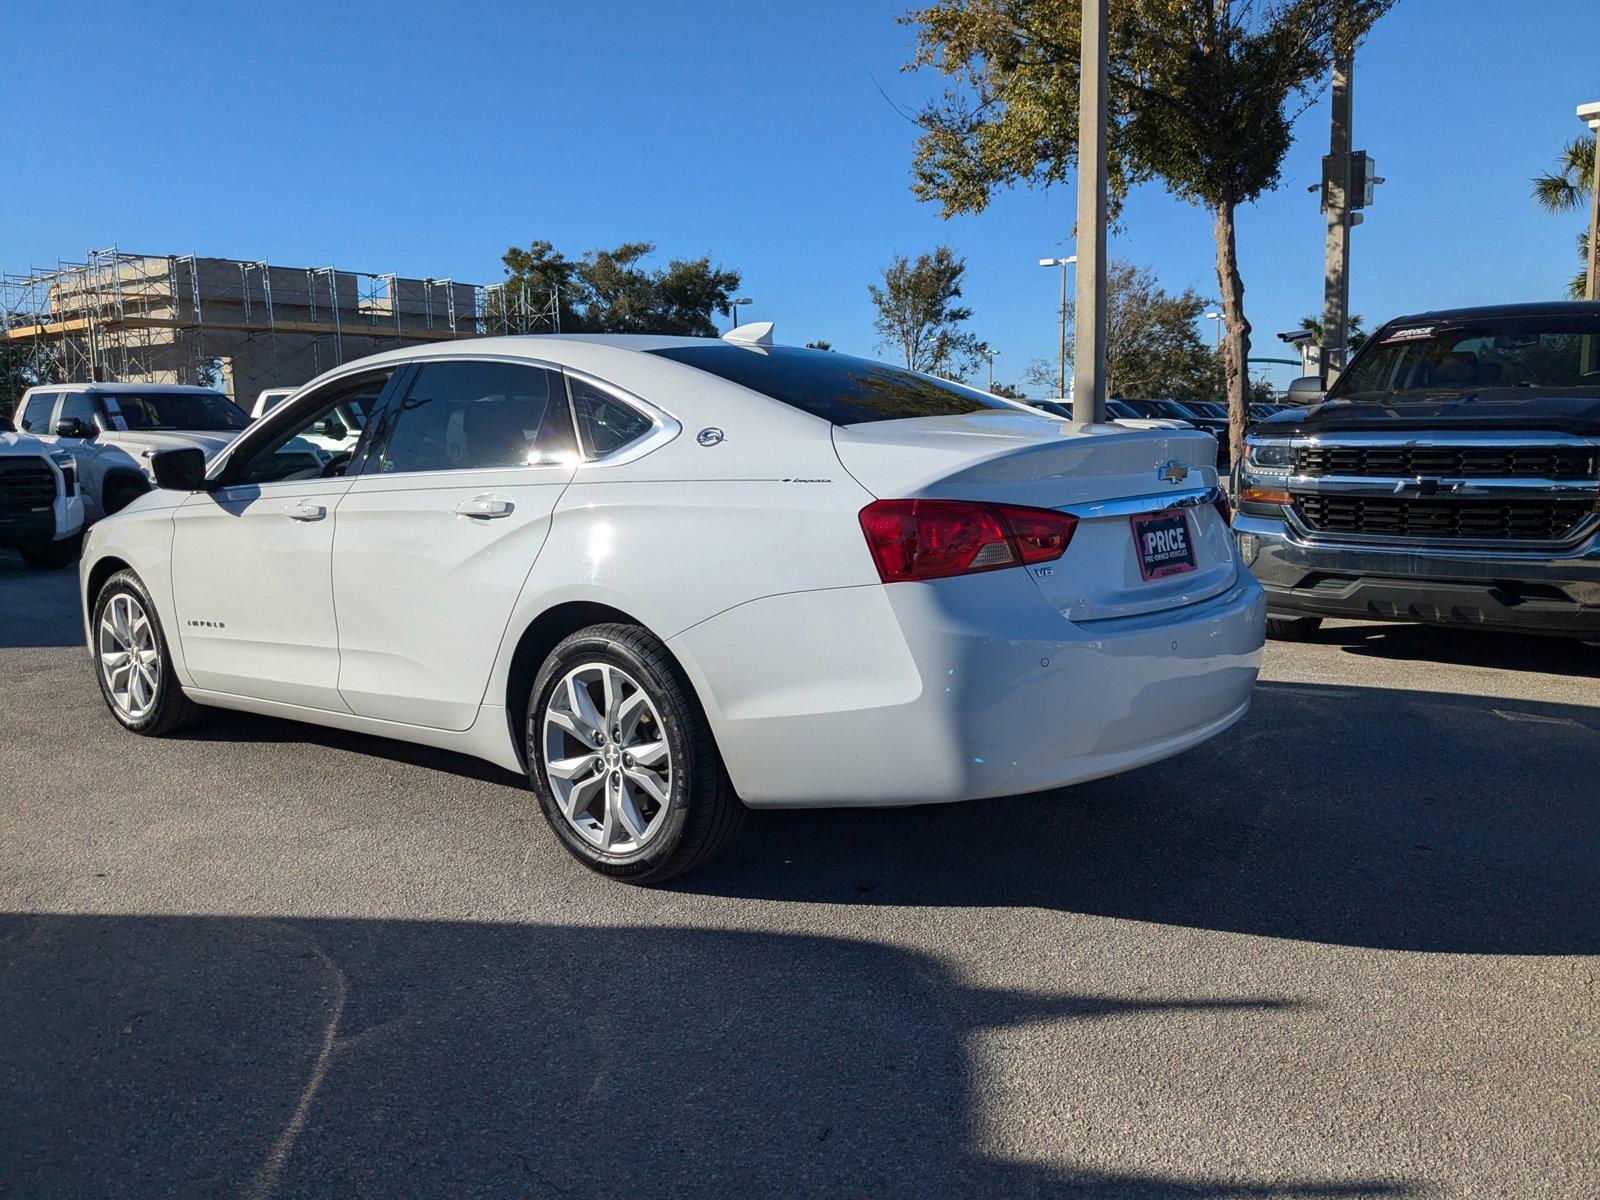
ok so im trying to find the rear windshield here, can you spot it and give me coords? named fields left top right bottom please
left=1333, top=314, right=1600, bottom=399
left=108, top=390, right=249, bottom=432
left=647, top=344, right=1020, bottom=425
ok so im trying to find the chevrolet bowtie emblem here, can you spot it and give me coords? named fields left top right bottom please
left=1159, top=460, right=1189, bottom=484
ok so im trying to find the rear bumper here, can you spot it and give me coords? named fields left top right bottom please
left=670, top=570, right=1265, bottom=808
left=1235, top=512, right=1600, bottom=636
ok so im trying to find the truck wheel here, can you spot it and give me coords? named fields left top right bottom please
left=19, top=535, right=79, bottom=570
left=103, top=474, right=150, bottom=515
left=92, top=569, right=205, bottom=735
left=1266, top=615, right=1323, bottom=642
left=527, top=623, right=745, bottom=885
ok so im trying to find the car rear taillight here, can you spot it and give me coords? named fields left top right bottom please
left=1213, top=490, right=1232, bottom=525
left=858, top=499, right=1078, bottom=583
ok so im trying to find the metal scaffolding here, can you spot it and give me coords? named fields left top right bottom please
left=1, top=246, right=486, bottom=404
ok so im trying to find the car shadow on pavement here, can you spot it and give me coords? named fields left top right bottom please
left=0, top=552, right=83, bottom=649
left=0, top=912, right=1412, bottom=1200
left=681, top=680, right=1600, bottom=957
left=1316, top=622, right=1600, bottom=678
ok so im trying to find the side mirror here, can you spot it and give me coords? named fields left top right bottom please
left=315, top=415, right=348, bottom=441
left=150, top=447, right=207, bottom=491
left=1286, top=376, right=1325, bottom=405
left=55, top=416, right=98, bottom=440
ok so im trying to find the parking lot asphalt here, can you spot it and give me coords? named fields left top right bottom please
left=2, top=552, right=1596, bottom=1199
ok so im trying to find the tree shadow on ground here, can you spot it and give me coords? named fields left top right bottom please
left=679, top=681, right=1600, bottom=957
left=0, top=913, right=1413, bottom=1200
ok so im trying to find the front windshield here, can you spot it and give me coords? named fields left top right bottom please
left=1334, top=315, right=1600, bottom=400
left=111, top=390, right=250, bottom=432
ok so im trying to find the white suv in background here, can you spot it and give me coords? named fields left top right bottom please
left=14, top=383, right=252, bottom=521
left=0, top=424, right=84, bottom=568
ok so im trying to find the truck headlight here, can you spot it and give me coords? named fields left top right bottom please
left=49, top=451, right=77, bottom=495
left=1244, top=441, right=1294, bottom=474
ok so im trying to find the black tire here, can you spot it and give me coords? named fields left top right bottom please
left=91, top=569, right=205, bottom=736
left=526, top=622, right=744, bottom=884
left=19, top=535, right=79, bottom=570
left=1266, top=615, right=1323, bottom=642
left=102, top=473, right=150, bottom=516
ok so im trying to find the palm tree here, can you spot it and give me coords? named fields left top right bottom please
left=1297, top=313, right=1368, bottom=350
left=1531, top=136, right=1596, bottom=299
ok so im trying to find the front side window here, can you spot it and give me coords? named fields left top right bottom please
left=112, top=390, right=250, bottom=432
left=647, top=344, right=1022, bottom=426
left=568, top=376, right=653, bottom=457
left=57, top=393, right=98, bottom=428
left=18, top=392, right=57, bottom=434
left=231, top=370, right=393, bottom=486
left=376, top=360, right=575, bottom=475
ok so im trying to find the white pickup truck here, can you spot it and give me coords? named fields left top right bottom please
left=13, top=383, right=253, bottom=521
left=0, top=425, right=84, bottom=568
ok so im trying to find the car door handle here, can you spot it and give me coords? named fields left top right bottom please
left=455, top=496, right=515, bottom=520
left=288, top=501, right=327, bottom=522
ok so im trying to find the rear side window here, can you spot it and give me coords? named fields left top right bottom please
left=568, top=376, right=653, bottom=457
left=18, top=392, right=56, bottom=434
left=647, top=344, right=1018, bottom=425
left=377, top=361, right=576, bottom=474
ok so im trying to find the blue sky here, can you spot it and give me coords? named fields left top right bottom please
left=3, top=0, right=1595, bottom=392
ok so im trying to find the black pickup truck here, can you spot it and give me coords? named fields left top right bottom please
left=1233, top=301, right=1600, bottom=640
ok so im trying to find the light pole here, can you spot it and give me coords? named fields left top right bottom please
left=982, top=346, right=1000, bottom=391
left=1204, top=310, right=1222, bottom=352
left=726, top=296, right=753, bottom=331
left=1038, top=255, right=1077, bottom=399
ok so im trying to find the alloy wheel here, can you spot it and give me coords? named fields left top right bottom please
left=541, top=661, right=673, bottom=854
left=99, top=592, right=161, bottom=722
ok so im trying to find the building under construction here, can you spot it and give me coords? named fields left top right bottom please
left=1, top=247, right=557, bottom=407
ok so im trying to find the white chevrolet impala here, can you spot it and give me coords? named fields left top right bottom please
left=80, top=328, right=1265, bottom=882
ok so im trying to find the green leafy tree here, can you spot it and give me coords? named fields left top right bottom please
left=805, top=340, right=835, bottom=351
left=497, top=240, right=741, bottom=336
left=868, top=246, right=984, bottom=378
left=1019, top=259, right=1219, bottom=401
left=901, top=0, right=1394, bottom=461
left=1531, top=135, right=1596, bottom=298
left=989, top=380, right=1028, bottom=399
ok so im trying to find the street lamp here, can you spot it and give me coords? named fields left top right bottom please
left=982, top=346, right=1000, bottom=391
left=1038, top=255, right=1077, bottom=399
left=1204, top=310, right=1223, bottom=352
left=726, top=296, right=753, bottom=331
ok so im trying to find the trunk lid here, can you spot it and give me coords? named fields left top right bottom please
left=832, top=411, right=1237, bottom=621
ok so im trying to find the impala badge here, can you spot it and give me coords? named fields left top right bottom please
left=1159, top=460, right=1189, bottom=485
